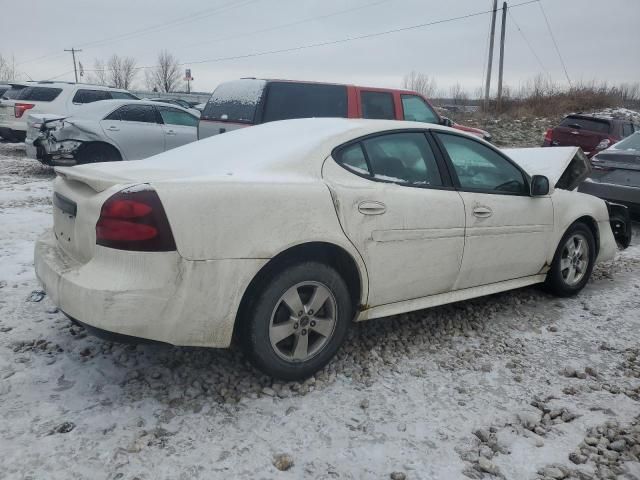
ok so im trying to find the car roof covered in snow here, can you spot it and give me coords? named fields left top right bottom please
left=58, top=118, right=471, bottom=189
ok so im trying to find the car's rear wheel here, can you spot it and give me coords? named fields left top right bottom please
left=76, top=143, right=121, bottom=164
left=241, top=262, right=352, bottom=380
left=545, top=222, right=596, bottom=297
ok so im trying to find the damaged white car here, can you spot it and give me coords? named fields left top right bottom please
left=26, top=100, right=198, bottom=166
left=34, top=118, right=631, bottom=380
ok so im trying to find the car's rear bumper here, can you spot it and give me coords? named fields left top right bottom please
left=34, top=230, right=266, bottom=347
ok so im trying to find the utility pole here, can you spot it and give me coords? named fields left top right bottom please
left=64, top=48, right=82, bottom=83
left=497, top=2, right=507, bottom=111
left=484, top=0, right=498, bottom=111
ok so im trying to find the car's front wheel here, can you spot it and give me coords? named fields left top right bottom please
left=545, top=222, right=596, bottom=297
left=241, top=262, right=353, bottom=380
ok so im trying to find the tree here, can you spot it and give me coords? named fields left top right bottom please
left=145, top=50, right=182, bottom=93
left=402, top=71, right=438, bottom=99
left=449, top=83, right=469, bottom=105
left=0, top=54, right=19, bottom=82
left=88, top=59, right=108, bottom=86
left=107, top=55, right=137, bottom=89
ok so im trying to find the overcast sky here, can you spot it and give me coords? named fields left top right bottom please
left=2, top=0, right=639, bottom=95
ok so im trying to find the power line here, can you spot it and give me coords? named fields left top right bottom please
left=507, top=7, right=549, bottom=77
left=538, top=0, right=571, bottom=86
left=17, top=0, right=260, bottom=66
left=55, top=0, right=542, bottom=79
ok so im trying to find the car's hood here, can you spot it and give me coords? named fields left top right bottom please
left=503, top=146, right=592, bottom=190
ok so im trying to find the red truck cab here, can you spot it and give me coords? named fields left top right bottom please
left=198, top=78, right=491, bottom=141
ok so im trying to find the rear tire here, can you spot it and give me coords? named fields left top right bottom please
left=545, top=222, right=596, bottom=297
left=240, top=261, right=353, bottom=381
left=76, top=143, right=121, bottom=164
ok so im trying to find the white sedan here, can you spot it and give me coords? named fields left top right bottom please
left=25, top=100, right=198, bottom=166
left=34, top=118, right=629, bottom=379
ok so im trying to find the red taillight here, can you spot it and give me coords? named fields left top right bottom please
left=14, top=103, right=35, bottom=118
left=96, top=187, right=176, bottom=251
left=544, top=128, right=554, bottom=143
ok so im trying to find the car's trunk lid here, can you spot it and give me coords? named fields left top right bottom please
left=503, top=146, right=592, bottom=190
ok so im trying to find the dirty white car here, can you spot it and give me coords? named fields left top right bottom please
left=34, top=118, right=630, bottom=380
left=26, top=100, right=198, bottom=166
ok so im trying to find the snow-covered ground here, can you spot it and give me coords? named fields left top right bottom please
left=0, top=140, right=639, bottom=480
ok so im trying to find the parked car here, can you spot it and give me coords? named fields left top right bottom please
left=579, top=131, right=640, bottom=216
left=0, top=81, right=139, bottom=142
left=25, top=100, right=198, bottom=165
left=147, top=97, right=201, bottom=117
left=34, top=118, right=629, bottom=379
left=543, top=113, right=637, bottom=158
left=198, top=78, right=491, bottom=141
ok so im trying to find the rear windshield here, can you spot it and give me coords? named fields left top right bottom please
left=262, top=82, right=348, bottom=123
left=560, top=116, right=611, bottom=134
left=0, top=87, right=9, bottom=97
left=2, top=87, right=26, bottom=100
left=611, top=131, right=640, bottom=151
left=201, top=79, right=265, bottom=123
left=12, top=86, right=63, bottom=102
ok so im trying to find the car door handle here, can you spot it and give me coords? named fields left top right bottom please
left=473, top=206, right=493, bottom=218
left=358, top=201, right=386, bottom=215
left=166, top=129, right=177, bottom=135
left=106, top=126, right=119, bottom=131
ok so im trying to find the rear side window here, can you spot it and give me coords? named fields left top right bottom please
left=337, top=143, right=370, bottom=175
left=105, top=104, right=159, bottom=123
left=560, top=117, right=611, bottom=134
left=0, top=87, right=9, bottom=97
left=262, top=82, right=348, bottom=123
left=157, top=106, right=198, bottom=127
left=72, top=89, right=111, bottom=104
left=14, top=86, right=62, bottom=102
left=201, top=79, right=265, bottom=123
left=360, top=91, right=395, bottom=120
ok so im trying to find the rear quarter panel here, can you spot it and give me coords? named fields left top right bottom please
left=153, top=177, right=367, bottom=265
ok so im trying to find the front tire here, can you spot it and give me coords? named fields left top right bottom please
left=241, top=262, right=353, bottom=381
left=545, top=222, right=596, bottom=297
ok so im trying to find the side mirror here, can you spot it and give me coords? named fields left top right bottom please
left=441, top=117, right=454, bottom=127
left=531, top=175, right=550, bottom=196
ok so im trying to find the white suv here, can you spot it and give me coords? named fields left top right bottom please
left=0, top=81, right=138, bottom=142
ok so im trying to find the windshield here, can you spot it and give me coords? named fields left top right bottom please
left=201, top=79, right=265, bottom=123
left=611, top=131, right=640, bottom=151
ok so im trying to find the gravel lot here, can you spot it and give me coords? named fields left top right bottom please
left=0, top=139, right=639, bottom=480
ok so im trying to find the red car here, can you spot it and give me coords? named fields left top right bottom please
left=198, top=78, right=491, bottom=141
left=543, top=114, right=637, bottom=158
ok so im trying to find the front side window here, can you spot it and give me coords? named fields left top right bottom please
left=105, top=104, right=159, bottom=123
left=72, top=89, right=111, bottom=104
left=110, top=91, right=138, bottom=100
left=360, top=91, right=395, bottom=120
left=262, top=82, right=348, bottom=123
left=401, top=95, right=439, bottom=124
left=436, top=133, right=526, bottom=194
left=157, top=106, right=198, bottom=127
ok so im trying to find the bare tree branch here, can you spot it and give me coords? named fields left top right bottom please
left=146, top=51, right=182, bottom=93
left=107, top=55, right=137, bottom=89
left=402, top=71, right=438, bottom=99
left=0, top=54, right=19, bottom=82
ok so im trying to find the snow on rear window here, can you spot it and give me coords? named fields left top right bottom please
left=201, top=79, right=265, bottom=123
left=560, top=116, right=611, bottom=134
